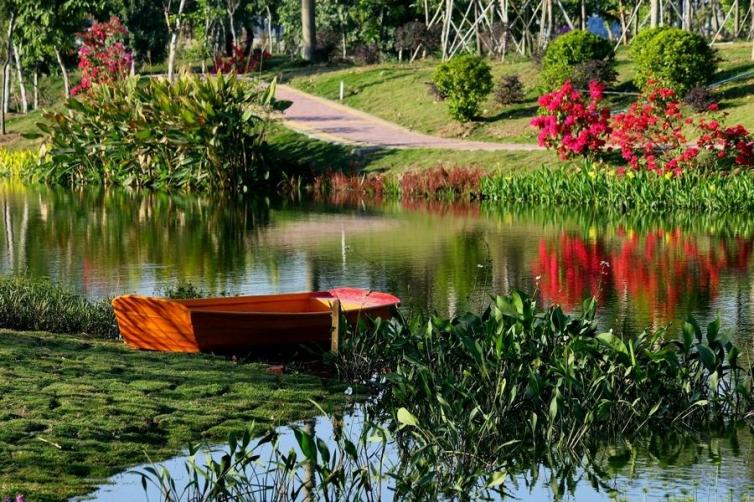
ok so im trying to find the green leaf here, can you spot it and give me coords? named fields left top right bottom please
left=696, top=344, right=717, bottom=372
left=487, top=471, right=507, bottom=487
left=397, top=407, right=418, bottom=428
left=596, top=332, right=629, bottom=357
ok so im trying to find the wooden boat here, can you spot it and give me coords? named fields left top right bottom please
left=112, top=287, right=400, bottom=353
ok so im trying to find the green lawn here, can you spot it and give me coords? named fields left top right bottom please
left=0, top=330, right=348, bottom=501
left=283, top=43, right=754, bottom=145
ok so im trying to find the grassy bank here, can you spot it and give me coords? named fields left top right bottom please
left=265, top=125, right=550, bottom=175
left=0, top=330, right=348, bottom=501
left=283, top=43, right=754, bottom=145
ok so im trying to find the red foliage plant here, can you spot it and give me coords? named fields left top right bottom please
left=213, top=46, right=271, bottom=74
left=72, top=16, right=133, bottom=95
left=400, top=166, right=483, bottom=197
left=530, top=80, right=612, bottom=160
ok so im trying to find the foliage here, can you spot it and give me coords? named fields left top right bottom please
left=0, top=149, right=35, bottom=178
left=72, top=16, right=133, bottom=96
left=628, top=26, right=671, bottom=62
left=400, top=166, right=483, bottom=198
left=541, top=30, right=614, bottom=89
left=531, top=80, right=612, bottom=160
left=351, top=42, right=381, bottom=64
left=572, top=59, right=618, bottom=88
left=494, top=74, right=525, bottom=106
left=213, top=45, right=271, bottom=74
left=633, top=27, right=717, bottom=94
left=395, top=21, right=440, bottom=56
left=685, top=86, right=718, bottom=113
left=482, top=163, right=754, bottom=212
left=0, top=276, right=116, bottom=338
left=138, top=416, right=390, bottom=501
left=33, top=74, right=289, bottom=191
left=611, top=84, right=687, bottom=173
left=432, top=55, right=493, bottom=122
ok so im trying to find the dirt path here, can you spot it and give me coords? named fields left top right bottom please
left=277, top=85, right=542, bottom=152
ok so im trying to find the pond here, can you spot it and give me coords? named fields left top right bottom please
left=1, top=181, right=753, bottom=340
left=3, top=181, right=754, bottom=500
left=80, top=406, right=754, bottom=501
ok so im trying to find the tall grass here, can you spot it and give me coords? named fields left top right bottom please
left=482, top=164, right=754, bottom=212
left=0, top=277, right=116, bottom=338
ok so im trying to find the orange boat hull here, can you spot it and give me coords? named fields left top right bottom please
left=112, top=288, right=400, bottom=353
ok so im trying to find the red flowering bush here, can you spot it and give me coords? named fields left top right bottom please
left=693, top=110, right=754, bottom=168
left=611, top=83, right=688, bottom=173
left=213, top=46, right=271, bottom=74
left=72, top=17, right=133, bottom=95
left=531, top=80, right=612, bottom=160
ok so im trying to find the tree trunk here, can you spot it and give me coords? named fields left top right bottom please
left=580, top=0, right=587, bottom=30
left=751, top=0, right=754, bottom=60
left=735, top=0, right=741, bottom=36
left=33, top=71, right=38, bottom=110
left=1, top=13, right=15, bottom=135
left=228, top=8, right=237, bottom=47
left=650, top=0, right=661, bottom=27
left=12, top=44, right=26, bottom=114
left=301, top=0, right=317, bottom=61
left=618, top=0, right=628, bottom=44
left=166, top=0, right=188, bottom=82
left=54, top=48, right=70, bottom=98
left=266, top=5, right=274, bottom=53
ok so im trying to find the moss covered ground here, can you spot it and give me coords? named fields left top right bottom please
left=0, top=330, right=347, bottom=501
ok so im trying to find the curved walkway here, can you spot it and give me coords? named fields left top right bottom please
left=277, top=85, right=542, bottom=152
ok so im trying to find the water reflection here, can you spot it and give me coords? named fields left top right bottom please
left=1, top=182, right=754, bottom=342
left=81, top=406, right=754, bottom=501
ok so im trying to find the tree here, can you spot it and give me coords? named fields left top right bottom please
left=301, top=0, right=316, bottom=60
left=164, top=0, right=188, bottom=81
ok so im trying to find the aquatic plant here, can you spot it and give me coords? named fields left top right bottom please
left=143, top=291, right=754, bottom=500
left=33, top=74, right=289, bottom=191
left=0, top=149, right=35, bottom=178
left=482, top=163, right=754, bottom=212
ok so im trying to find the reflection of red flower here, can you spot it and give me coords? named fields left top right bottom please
left=534, top=229, right=753, bottom=323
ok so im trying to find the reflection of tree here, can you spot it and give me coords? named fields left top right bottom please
left=0, top=183, right=273, bottom=295
left=533, top=227, right=754, bottom=328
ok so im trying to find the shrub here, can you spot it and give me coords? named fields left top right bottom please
left=684, top=86, right=717, bottom=112
left=400, top=166, right=483, bottom=197
left=34, top=74, right=289, bottom=191
left=432, top=55, right=493, bottom=121
left=611, top=84, right=687, bottom=173
left=72, top=16, right=133, bottom=95
left=531, top=80, right=612, bottom=159
left=494, top=74, right=525, bottom=106
left=352, top=43, right=380, bottom=65
left=541, top=30, right=614, bottom=89
left=634, top=28, right=717, bottom=94
left=628, top=26, right=671, bottom=61
left=572, top=59, right=618, bottom=88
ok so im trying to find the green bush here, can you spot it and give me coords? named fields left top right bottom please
left=33, top=74, right=289, bottom=191
left=541, top=30, right=614, bottom=89
left=432, top=55, right=493, bottom=122
left=628, top=26, right=671, bottom=61
left=634, top=27, right=717, bottom=93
